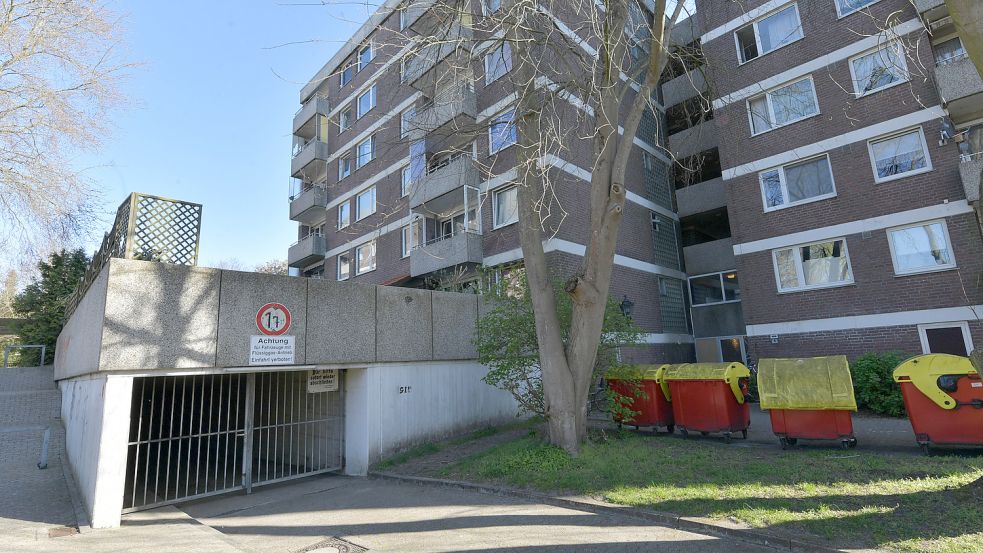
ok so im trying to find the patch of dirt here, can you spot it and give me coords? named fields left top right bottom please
left=383, top=426, right=539, bottom=477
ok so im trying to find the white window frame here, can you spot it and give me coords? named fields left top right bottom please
left=834, top=0, right=883, bottom=19
left=886, top=219, right=957, bottom=276
left=338, top=154, right=352, bottom=181
left=338, top=107, right=352, bottom=133
left=492, top=185, right=519, bottom=228
left=357, top=85, right=377, bottom=119
left=917, top=322, right=974, bottom=355
left=771, top=237, right=854, bottom=293
left=398, top=5, right=407, bottom=30
left=401, top=166, right=412, bottom=197
left=401, top=107, right=415, bottom=138
left=866, top=127, right=933, bottom=184
left=734, top=3, right=804, bottom=65
left=337, top=202, right=350, bottom=229
left=482, top=0, right=502, bottom=15
left=356, top=135, right=376, bottom=169
left=687, top=270, right=740, bottom=307
left=758, top=153, right=837, bottom=212
left=337, top=252, right=351, bottom=281
left=401, top=222, right=420, bottom=258
left=484, top=42, right=512, bottom=85
left=488, top=109, right=516, bottom=154
left=357, top=43, right=374, bottom=72
left=340, top=62, right=353, bottom=87
left=355, top=241, right=377, bottom=275
left=746, top=76, right=820, bottom=136
left=355, top=186, right=376, bottom=221
left=848, top=42, right=909, bottom=97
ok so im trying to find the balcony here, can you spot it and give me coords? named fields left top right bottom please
left=410, top=156, right=480, bottom=209
left=959, top=157, right=983, bottom=203
left=914, top=0, right=945, bottom=14
left=410, top=230, right=483, bottom=277
left=411, top=84, right=477, bottom=140
left=291, top=139, right=329, bottom=180
left=293, top=95, right=329, bottom=137
left=403, top=21, right=472, bottom=90
left=287, top=233, right=326, bottom=269
left=935, top=56, right=983, bottom=122
left=289, top=185, right=328, bottom=224
left=676, top=177, right=725, bottom=218
left=683, top=237, right=735, bottom=276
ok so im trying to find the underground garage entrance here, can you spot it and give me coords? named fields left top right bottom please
left=122, top=370, right=344, bottom=512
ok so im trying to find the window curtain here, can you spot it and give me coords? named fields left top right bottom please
left=801, top=242, right=849, bottom=285
left=758, top=7, right=802, bottom=53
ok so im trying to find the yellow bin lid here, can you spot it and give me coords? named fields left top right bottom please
left=757, top=356, right=857, bottom=411
left=893, top=354, right=977, bottom=410
left=605, top=364, right=670, bottom=401
left=662, top=362, right=750, bottom=404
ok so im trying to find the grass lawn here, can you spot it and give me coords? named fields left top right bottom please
left=438, top=429, right=983, bottom=552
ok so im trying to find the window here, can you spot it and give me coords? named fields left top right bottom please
left=489, top=110, right=517, bottom=154
left=357, top=43, right=373, bottom=72
left=958, top=124, right=983, bottom=161
left=337, top=202, right=350, bottom=229
left=337, top=252, right=351, bottom=280
left=689, top=271, right=740, bottom=306
left=850, top=43, right=907, bottom=96
left=401, top=166, right=412, bottom=197
left=484, top=42, right=513, bottom=84
left=356, top=187, right=376, bottom=220
left=401, top=107, right=415, bottom=138
left=401, top=221, right=421, bottom=257
left=338, top=108, right=352, bottom=133
left=834, top=0, right=880, bottom=17
left=338, top=154, right=352, bottom=181
left=357, top=85, right=377, bottom=119
left=493, top=185, right=518, bottom=227
left=695, top=336, right=747, bottom=363
left=773, top=238, right=853, bottom=292
left=935, top=37, right=967, bottom=66
left=356, top=135, right=376, bottom=168
left=747, top=77, right=818, bottom=134
left=398, top=5, right=407, bottom=30
left=734, top=4, right=803, bottom=64
left=888, top=220, right=955, bottom=275
left=356, top=241, right=376, bottom=274
left=340, top=62, right=353, bottom=87
left=759, top=155, right=835, bottom=210
left=918, top=322, right=974, bottom=356
left=867, top=128, right=931, bottom=183
left=483, top=0, right=501, bottom=14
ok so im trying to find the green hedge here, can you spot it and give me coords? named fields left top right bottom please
left=851, top=352, right=907, bottom=417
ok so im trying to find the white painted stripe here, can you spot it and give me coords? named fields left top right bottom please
left=326, top=157, right=408, bottom=211
left=640, top=333, right=696, bottom=344
left=712, top=20, right=922, bottom=109
left=476, top=93, right=518, bottom=122
left=722, top=107, right=946, bottom=180
left=700, top=0, right=795, bottom=43
left=732, top=201, right=974, bottom=255
left=746, top=305, right=983, bottom=336
left=483, top=239, right=688, bottom=280
left=328, top=93, right=422, bottom=164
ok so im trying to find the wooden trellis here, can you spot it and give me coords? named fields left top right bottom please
left=65, top=193, right=202, bottom=319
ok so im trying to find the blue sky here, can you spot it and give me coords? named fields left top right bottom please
left=78, top=1, right=376, bottom=268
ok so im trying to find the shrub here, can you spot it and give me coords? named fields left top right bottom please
left=852, top=352, right=907, bottom=417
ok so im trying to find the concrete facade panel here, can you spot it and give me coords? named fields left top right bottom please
left=306, top=278, right=378, bottom=363
left=431, top=291, right=479, bottom=360
left=376, top=286, right=434, bottom=362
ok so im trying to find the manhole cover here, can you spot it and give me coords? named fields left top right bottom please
left=294, top=537, right=367, bottom=553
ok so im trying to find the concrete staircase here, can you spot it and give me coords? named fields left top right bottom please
left=0, top=366, right=80, bottom=539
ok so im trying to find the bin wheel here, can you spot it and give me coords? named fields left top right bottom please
left=779, top=437, right=791, bottom=450
left=919, top=443, right=931, bottom=455
left=840, top=440, right=851, bottom=450
left=848, top=438, right=858, bottom=449
left=617, top=423, right=623, bottom=430
left=741, top=429, right=748, bottom=439
left=700, top=431, right=709, bottom=437
left=723, top=433, right=733, bottom=444
left=679, top=428, right=689, bottom=438
left=666, top=424, right=675, bottom=435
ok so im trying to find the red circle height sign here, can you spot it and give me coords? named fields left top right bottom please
left=256, top=303, right=291, bottom=336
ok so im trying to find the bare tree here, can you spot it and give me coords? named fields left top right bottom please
left=0, top=0, right=130, bottom=265
left=254, top=259, right=288, bottom=275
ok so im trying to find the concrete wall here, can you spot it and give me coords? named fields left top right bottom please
left=55, top=258, right=486, bottom=379
left=344, top=361, right=517, bottom=475
left=59, top=374, right=133, bottom=528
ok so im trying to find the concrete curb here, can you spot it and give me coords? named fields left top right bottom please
left=369, top=471, right=844, bottom=553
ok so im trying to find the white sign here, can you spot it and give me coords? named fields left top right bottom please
left=308, top=369, right=339, bottom=393
left=249, top=335, right=295, bottom=366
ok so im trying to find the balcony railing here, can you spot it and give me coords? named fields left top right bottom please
left=291, top=139, right=329, bottom=179
left=403, top=22, right=472, bottom=89
left=409, top=155, right=480, bottom=209
left=935, top=55, right=983, bottom=109
left=287, top=233, right=326, bottom=269
left=410, top=229, right=482, bottom=277
left=289, top=185, right=329, bottom=224
left=411, top=83, right=477, bottom=138
left=293, top=95, right=329, bottom=136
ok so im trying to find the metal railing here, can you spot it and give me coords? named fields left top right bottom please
left=3, top=344, right=46, bottom=368
left=418, top=228, right=480, bottom=249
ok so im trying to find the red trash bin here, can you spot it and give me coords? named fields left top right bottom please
left=893, top=354, right=983, bottom=451
left=757, top=356, right=858, bottom=449
left=663, top=363, right=750, bottom=443
left=605, top=365, right=674, bottom=433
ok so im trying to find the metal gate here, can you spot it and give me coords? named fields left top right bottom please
left=123, top=371, right=344, bottom=513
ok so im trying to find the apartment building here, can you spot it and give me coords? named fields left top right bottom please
left=663, top=0, right=983, bottom=362
left=286, top=0, right=694, bottom=363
